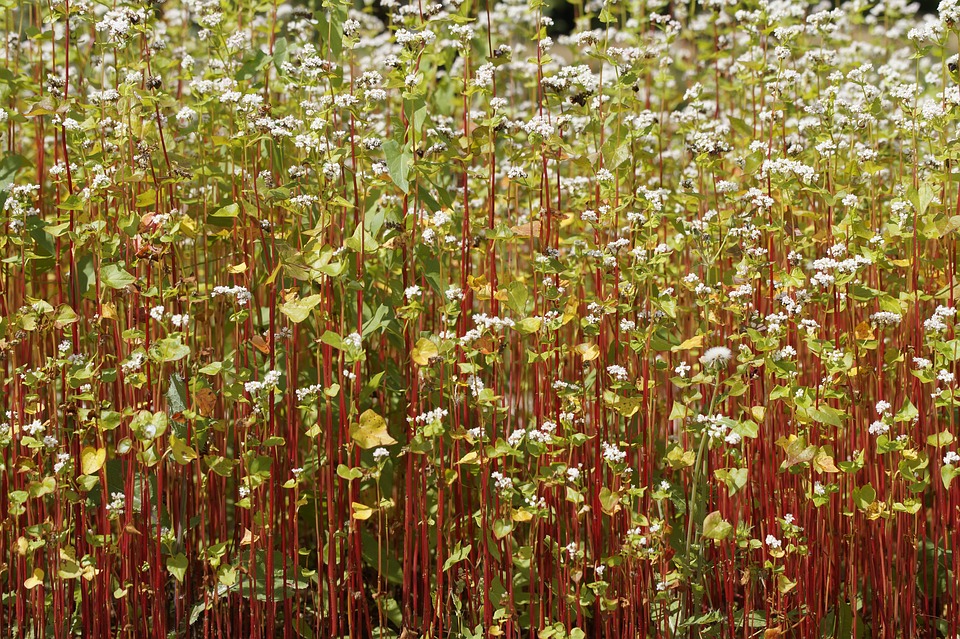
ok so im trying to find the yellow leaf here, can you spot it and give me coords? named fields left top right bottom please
left=511, top=508, right=533, bottom=522
left=751, top=406, right=766, bottom=422
left=576, top=342, right=600, bottom=361
left=351, top=502, right=374, bottom=520
left=411, top=337, right=439, bottom=366
left=80, top=446, right=106, bottom=476
left=672, top=334, right=705, bottom=352
left=227, top=262, right=247, bottom=274
left=890, top=258, right=912, bottom=267
left=24, top=569, right=44, bottom=590
left=100, top=302, right=118, bottom=321
left=239, top=528, right=260, bottom=546
left=350, top=409, right=398, bottom=449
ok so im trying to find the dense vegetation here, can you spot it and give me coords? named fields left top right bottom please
left=2, top=0, right=960, bottom=636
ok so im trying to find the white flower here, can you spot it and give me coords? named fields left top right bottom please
left=875, top=400, right=891, bottom=416
left=602, top=441, right=626, bottom=464
left=765, top=535, right=782, bottom=549
left=373, top=447, right=390, bottom=462
left=149, top=305, right=165, bottom=321
left=24, top=420, right=44, bottom=436
left=944, top=451, right=960, bottom=466
left=404, top=285, right=422, bottom=300
left=345, top=332, right=362, bottom=350
left=606, top=365, right=628, bottom=381
left=868, top=420, right=889, bottom=436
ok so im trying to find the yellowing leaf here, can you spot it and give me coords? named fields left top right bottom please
left=24, top=569, right=44, bottom=590
left=576, top=342, right=600, bottom=361
left=170, top=435, right=198, bottom=464
left=411, top=337, right=439, bottom=366
left=80, top=446, right=106, bottom=476
left=227, top=262, right=247, bottom=274
left=351, top=502, right=374, bottom=520
left=702, top=510, right=733, bottom=540
left=751, top=406, right=766, bottom=422
left=457, top=451, right=480, bottom=465
left=672, top=334, right=705, bottom=352
left=350, top=409, right=397, bottom=449
left=280, top=294, right=323, bottom=324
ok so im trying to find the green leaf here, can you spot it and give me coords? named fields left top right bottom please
left=942, top=465, right=960, bottom=490
left=442, top=542, right=471, bottom=571
left=167, top=554, right=188, bottom=583
left=493, top=519, right=513, bottom=540
left=150, top=337, right=191, bottom=363
left=211, top=203, right=240, bottom=218
left=502, top=280, right=529, bottom=315
left=166, top=373, right=187, bottom=415
left=854, top=483, right=876, bottom=510
left=383, top=139, right=411, bottom=193
left=336, top=464, right=362, bottom=480
left=101, top=264, right=136, bottom=289
left=273, top=37, right=288, bottom=71
left=926, top=431, right=954, bottom=448
left=714, top=468, right=749, bottom=495
left=599, top=487, right=620, bottom=515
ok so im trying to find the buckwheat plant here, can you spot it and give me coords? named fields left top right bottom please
left=2, top=0, right=960, bottom=637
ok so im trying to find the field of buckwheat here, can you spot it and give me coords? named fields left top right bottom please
left=4, top=0, right=960, bottom=636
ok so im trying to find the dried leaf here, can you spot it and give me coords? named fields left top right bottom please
left=250, top=335, right=270, bottom=355
left=854, top=321, right=875, bottom=341
left=195, top=387, right=217, bottom=417
left=511, top=221, right=541, bottom=237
